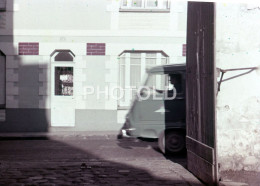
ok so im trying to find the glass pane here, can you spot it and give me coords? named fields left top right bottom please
left=120, top=64, right=126, bottom=102
left=145, top=74, right=167, bottom=94
left=162, top=0, right=168, bottom=9
left=55, top=67, right=73, bottom=96
left=167, top=74, right=182, bottom=93
left=131, top=57, right=141, bottom=65
left=132, top=0, right=142, bottom=7
left=147, top=0, right=158, bottom=7
left=161, top=58, right=167, bottom=65
left=122, top=0, right=128, bottom=6
left=120, top=64, right=125, bottom=89
left=146, top=53, right=156, bottom=58
left=130, top=65, right=141, bottom=88
left=130, top=53, right=141, bottom=59
left=146, top=58, right=156, bottom=66
left=130, top=63, right=141, bottom=98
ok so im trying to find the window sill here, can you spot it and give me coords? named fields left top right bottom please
left=117, top=106, right=130, bottom=110
left=119, top=8, right=170, bottom=13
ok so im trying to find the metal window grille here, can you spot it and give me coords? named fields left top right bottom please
left=55, top=67, right=73, bottom=96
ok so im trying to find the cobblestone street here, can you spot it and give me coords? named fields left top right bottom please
left=0, top=134, right=203, bottom=185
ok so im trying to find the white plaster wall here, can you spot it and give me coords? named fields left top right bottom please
left=0, top=1, right=187, bottom=38
left=216, top=3, right=260, bottom=172
left=11, top=0, right=110, bottom=31
left=0, top=40, right=186, bottom=111
left=0, top=0, right=187, bottom=122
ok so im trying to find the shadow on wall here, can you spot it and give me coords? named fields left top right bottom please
left=0, top=58, right=50, bottom=132
left=0, top=0, right=50, bottom=132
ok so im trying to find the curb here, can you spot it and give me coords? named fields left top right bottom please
left=219, top=181, right=249, bottom=186
left=0, top=131, right=119, bottom=140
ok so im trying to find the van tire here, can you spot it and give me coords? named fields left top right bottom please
left=165, top=131, right=185, bottom=154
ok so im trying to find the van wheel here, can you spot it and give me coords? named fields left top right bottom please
left=165, top=131, right=185, bottom=154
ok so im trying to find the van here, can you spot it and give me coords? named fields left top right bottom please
left=118, top=64, right=186, bottom=154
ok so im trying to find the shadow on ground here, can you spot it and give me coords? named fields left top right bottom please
left=117, top=137, right=187, bottom=169
left=0, top=137, right=202, bottom=185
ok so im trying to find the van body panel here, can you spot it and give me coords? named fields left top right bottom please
left=122, top=64, right=186, bottom=139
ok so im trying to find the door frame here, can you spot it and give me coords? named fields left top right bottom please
left=50, top=50, right=76, bottom=127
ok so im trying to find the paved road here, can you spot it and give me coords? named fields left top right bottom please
left=0, top=135, right=203, bottom=185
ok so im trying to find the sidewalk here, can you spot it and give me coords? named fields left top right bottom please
left=0, top=131, right=119, bottom=140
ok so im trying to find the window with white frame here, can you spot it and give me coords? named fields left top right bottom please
left=118, top=51, right=168, bottom=108
left=120, top=0, right=170, bottom=11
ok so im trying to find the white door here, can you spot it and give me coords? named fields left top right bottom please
left=51, top=63, right=75, bottom=127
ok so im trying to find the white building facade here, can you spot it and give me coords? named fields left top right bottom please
left=0, top=0, right=187, bottom=132
left=216, top=3, right=260, bottom=172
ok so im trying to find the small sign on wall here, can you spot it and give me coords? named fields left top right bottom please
left=182, top=44, right=186, bottom=56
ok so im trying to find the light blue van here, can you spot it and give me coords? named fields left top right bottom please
left=118, top=64, right=186, bottom=154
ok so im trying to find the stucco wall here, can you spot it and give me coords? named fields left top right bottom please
left=0, top=1, right=187, bottom=131
left=216, top=3, right=260, bottom=172
left=0, top=0, right=187, bottom=37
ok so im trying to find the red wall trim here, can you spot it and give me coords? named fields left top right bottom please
left=87, top=43, right=106, bottom=56
left=19, top=42, right=39, bottom=55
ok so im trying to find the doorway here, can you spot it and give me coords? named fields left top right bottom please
left=50, top=50, right=76, bottom=127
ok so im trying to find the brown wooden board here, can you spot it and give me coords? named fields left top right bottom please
left=186, top=136, right=214, bottom=164
left=187, top=150, right=215, bottom=185
left=186, top=2, right=217, bottom=184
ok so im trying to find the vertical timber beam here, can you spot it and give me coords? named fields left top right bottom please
left=186, top=2, right=217, bottom=185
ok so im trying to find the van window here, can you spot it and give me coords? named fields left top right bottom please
left=168, top=74, right=182, bottom=93
left=146, top=73, right=167, bottom=92
left=144, top=73, right=183, bottom=96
